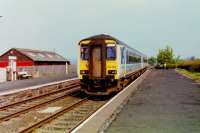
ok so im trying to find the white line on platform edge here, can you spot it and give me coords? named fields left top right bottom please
left=71, top=70, right=149, bottom=133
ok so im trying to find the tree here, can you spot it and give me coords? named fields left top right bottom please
left=157, top=45, right=174, bottom=64
left=174, top=55, right=182, bottom=63
left=148, top=56, right=157, bottom=66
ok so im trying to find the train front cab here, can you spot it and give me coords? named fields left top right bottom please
left=78, top=40, right=119, bottom=95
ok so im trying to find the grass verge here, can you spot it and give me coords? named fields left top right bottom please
left=176, top=69, right=200, bottom=82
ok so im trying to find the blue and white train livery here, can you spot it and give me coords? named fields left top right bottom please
left=78, top=34, right=148, bottom=95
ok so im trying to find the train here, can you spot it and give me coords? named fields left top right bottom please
left=77, top=34, right=148, bottom=95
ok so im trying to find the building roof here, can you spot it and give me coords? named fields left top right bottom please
left=14, top=48, right=67, bottom=62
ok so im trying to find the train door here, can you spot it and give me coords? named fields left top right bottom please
left=91, top=46, right=102, bottom=78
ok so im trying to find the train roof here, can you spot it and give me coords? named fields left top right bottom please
left=80, top=34, right=147, bottom=57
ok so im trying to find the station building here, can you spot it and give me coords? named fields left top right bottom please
left=0, top=48, right=70, bottom=81
left=0, top=48, right=70, bottom=67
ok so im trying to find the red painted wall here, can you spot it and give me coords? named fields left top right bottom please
left=17, top=61, right=33, bottom=66
left=0, top=61, right=8, bottom=67
left=0, top=61, right=33, bottom=68
left=0, top=49, right=34, bottom=68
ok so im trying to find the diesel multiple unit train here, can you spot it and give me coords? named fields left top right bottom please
left=78, top=34, right=148, bottom=95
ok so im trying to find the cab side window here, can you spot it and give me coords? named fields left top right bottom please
left=107, top=46, right=116, bottom=60
left=120, top=47, right=125, bottom=64
left=81, top=46, right=89, bottom=60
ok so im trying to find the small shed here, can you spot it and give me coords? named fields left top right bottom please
left=0, top=48, right=70, bottom=79
left=0, top=48, right=70, bottom=67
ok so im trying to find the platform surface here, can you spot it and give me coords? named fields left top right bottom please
left=0, top=75, right=76, bottom=93
left=106, top=69, right=200, bottom=133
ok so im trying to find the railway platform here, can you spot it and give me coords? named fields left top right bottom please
left=106, top=69, right=200, bottom=133
left=0, top=75, right=76, bottom=94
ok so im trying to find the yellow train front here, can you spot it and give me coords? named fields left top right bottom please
left=78, top=34, right=148, bottom=95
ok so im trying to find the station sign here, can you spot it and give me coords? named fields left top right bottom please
left=8, top=56, right=17, bottom=60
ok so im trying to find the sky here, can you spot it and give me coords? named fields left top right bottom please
left=0, top=0, right=199, bottom=63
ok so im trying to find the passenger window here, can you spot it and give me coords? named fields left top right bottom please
left=107, top=46, right=116, bottom=60
left=128, top=55, right=141, bottom=63
left=121, top=47, right=125, bottom=64
left=144, top=57, right=148, bottom=63
left=126, top=51, right=141, bottom=64
left=81, top=46, right=89, bottom=60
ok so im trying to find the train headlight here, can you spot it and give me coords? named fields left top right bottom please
left=80, top=70, right=89, bottom=74
left=108, top=70, right=117, bottom=74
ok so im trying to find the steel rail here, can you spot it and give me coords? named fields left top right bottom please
left=69, top=101, right=107, bottom=132
left=20, top=98, right=89, bottom=133
left=0, top=87, right=81, bottom=122
left=0, top=80, right=80, bottom=110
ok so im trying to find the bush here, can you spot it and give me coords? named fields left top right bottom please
left=155, top=64, right=177, bottom=69
left=155, top=60, right=200, bottom=71
left=166, top=64, right=177, bottom=69
left=178, top=60, right=200, bottom=72
left=155, top=64, right=164, bottom=69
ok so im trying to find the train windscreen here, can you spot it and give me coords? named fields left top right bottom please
left=80, top=46, right=89, bottom=60
left=107, top=46, right=116, bottom=60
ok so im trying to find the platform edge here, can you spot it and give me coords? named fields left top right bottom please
left=71, top=70, right=151, bottom=133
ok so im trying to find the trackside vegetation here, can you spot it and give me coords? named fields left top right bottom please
left=157, top=45, right=174, bottom=65
left=178, top=60, right=200, bottom=72
left=148, top=45, right=181, bottom=69
left=149, top=45, right=200, bottom=81
left=176, top=69, right=200, bottom=82
left=176, top=60, right=200, bottom=82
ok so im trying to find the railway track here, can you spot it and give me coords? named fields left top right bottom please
left=0, top=75, right=108, bottom=133
left=22, top=98, right=107, bottom=133
left=20, top=97, right=89, bottom=133
left=0, top=78, right=108, bottom=133
left=0, top=70, right=147, bottom=132
left=0, top=91, right=107, bottom=133
left=0, top=80, right=80, bottom=122
left=0, top=72, right=146, bottom=133
left=0, top=79, right=80, bottom=107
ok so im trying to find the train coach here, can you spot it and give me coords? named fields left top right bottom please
left=77, top=34, right=148, bottom=95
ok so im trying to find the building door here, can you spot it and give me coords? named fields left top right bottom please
left=91, top=46, right=102, bottom=78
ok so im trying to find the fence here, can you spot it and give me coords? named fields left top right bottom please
left=67, top=64, right=77, bottom=77
left=17, top=64, right=78, bottom=78
left=17, top=65, right=67, bottom=78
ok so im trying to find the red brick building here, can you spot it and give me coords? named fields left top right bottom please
left=0, top=48, right=70, bottom=68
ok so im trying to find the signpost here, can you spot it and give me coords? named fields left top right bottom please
left=8, top=56, right=17, bottom=81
